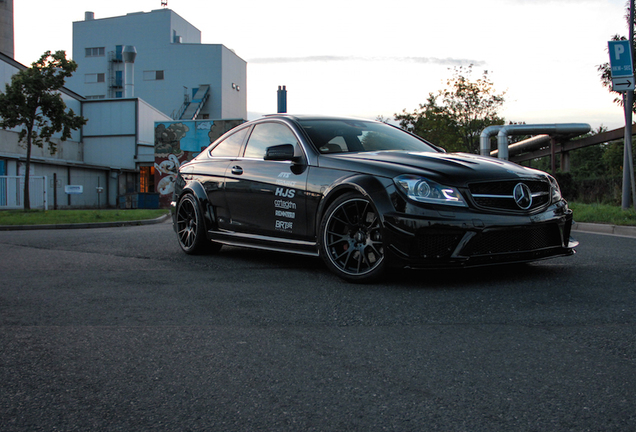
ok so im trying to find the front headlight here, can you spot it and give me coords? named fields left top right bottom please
left=547, top=175, right=562, bottom=203
left=394, top=175, right=467, bottom=207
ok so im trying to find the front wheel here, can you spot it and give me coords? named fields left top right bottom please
left=175, top=194, right=221, bottom=254
left=319, top=193, right=386, bottom=282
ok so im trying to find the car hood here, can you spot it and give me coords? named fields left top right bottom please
left=320, top=151, right=548, bottom=185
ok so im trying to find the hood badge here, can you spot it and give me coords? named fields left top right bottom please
left=513, top=183, right=532, bottom=210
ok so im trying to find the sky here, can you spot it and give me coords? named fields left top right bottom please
left=12, top=0, right=632, bottom=130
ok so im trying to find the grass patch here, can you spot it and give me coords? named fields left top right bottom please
left=570, top=202, right=636, bottom=226
left=1, top=204, right=634, bottom=227
left=0, top=209, right=169, bottom=226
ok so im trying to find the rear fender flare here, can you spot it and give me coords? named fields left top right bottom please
left=178, top=180, right=216, bottom=232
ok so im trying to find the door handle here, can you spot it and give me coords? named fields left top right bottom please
left=231, top=165, right=243, bottom=175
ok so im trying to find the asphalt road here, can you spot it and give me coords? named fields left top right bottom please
left=1, top=221, right=635, bottom=431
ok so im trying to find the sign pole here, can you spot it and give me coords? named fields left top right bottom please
left=624, top=0, right=636, bottom=210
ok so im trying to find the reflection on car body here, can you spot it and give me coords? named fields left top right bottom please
left=172, top=115, right=577, bottom=282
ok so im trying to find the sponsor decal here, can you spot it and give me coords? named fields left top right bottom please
left=274, top=199, right=297, bottom=210
left=274, top=178, right=297, bottom=230
left=275, top=210, right=296, bottom=219
left=275, top=187, right=296, bottom=198
left=275, top=220, right=294, bottom=231
left=276, top=179, right=297, bottom=187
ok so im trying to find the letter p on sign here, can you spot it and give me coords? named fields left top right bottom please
left=614, top=43, right=626, bottom=60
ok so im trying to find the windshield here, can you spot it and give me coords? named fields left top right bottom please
left=297, top=119, right=439, bottom=154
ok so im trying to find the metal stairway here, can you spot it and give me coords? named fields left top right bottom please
left=177, top=85, right=210, bottom=120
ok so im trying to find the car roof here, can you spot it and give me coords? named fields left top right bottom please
left=261, top=114, right=378, bottom=123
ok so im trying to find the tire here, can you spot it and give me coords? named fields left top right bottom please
left=175, top=194, right=221, bottom=255
left=319, top=193, right=386, bottom=282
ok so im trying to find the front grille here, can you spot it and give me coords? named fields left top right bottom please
left=461, top=225, right=563, bottom=256
left=468, top=179, right=551, bottom=212
left=414, top=229, right=464, bottom=259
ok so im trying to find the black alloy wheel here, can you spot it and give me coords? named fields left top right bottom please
left=320, top=193, right=385, bottom=282
left=176, top=194, right=220, bottom=254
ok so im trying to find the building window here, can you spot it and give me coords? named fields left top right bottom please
left=85, top=47, right=105, bottom=57
left=85, top=95, right=105, bottom=100
left=143, top=70, right=165, bottom=81
left=115, top=91, right=123, bottom=98
left=139, top=166, right=155, bottom=193
left=85, top=73, right=105, bottom=83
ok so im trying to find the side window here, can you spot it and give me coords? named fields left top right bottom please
left=209, top=127, right=249, bottom=157
left=243, top=123, right=299, bottom=159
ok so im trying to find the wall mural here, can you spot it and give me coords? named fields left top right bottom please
left=154, top=119, right=244, bottom=208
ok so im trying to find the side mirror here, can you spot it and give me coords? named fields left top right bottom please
left=264, top=144, right=295, bottom=161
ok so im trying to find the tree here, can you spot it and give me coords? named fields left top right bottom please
left=395, top=94, right=463, bottom=152
left=0, top=51, right=86, bottom=209
left=395, top=65, right=506, bottom=153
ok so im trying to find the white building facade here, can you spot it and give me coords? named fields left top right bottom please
left=66, top=8, right=247, bottom=121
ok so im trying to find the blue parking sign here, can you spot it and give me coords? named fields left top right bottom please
left=608, top=40, right=634, bottom=78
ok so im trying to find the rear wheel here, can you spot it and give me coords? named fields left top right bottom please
left=319, top=193, right=385, bottom=282
left=175, top=194, right=221, bottom=254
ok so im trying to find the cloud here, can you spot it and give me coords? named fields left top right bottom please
left=248, top=55, right=485, bottom=67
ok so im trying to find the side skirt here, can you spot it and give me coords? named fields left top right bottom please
left=209, top=230, right=319, bottom=257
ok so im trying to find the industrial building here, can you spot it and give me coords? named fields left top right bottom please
left=66, top=8, right=247, bottom=122
left=0, top=2, right=247, bottom=210
left=0, top=51, right=172, bottom=209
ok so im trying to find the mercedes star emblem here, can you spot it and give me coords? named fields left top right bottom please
left=513, top=183, right=532, bottom=210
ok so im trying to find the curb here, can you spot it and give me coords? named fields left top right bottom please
left=0, top=213, right=171, bottom=231
left=572, top=221, right=636, bottom=238
left=1, top=216, right=634, bottom=238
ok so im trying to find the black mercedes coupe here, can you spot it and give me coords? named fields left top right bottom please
left=171, top=115, right=577, bottom=282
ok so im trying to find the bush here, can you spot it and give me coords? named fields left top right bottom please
left=554, top=173, right=623, bottom=205
left=554, top=173, right=575, bottom=201
left=576, top=177, right=623, bottom=205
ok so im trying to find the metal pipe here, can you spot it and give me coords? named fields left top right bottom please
left=496, top=123, right=591, bottom=160
left=479, top=125, right=504, bottom=156
left=490, top=134, right=551, bottom=157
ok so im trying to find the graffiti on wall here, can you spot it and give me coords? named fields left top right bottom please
left=154, top=119, right=244, bottom=208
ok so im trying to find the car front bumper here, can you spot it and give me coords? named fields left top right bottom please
left=382, top=202, right=576, bottom=269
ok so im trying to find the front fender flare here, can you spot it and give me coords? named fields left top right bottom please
left=315, top=174, right=396, bottom=235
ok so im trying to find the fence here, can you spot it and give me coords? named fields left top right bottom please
left=0, top=176, right=48, bottom=210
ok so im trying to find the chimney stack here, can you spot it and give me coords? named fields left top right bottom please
left=122, top=45, right=137, bottom=98
left=277, top=85, right=287, bottom=113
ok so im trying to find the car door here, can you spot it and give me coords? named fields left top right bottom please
left=223, top=121, right=309, bottom=240
left=193, top=125, right=250, bottom=229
